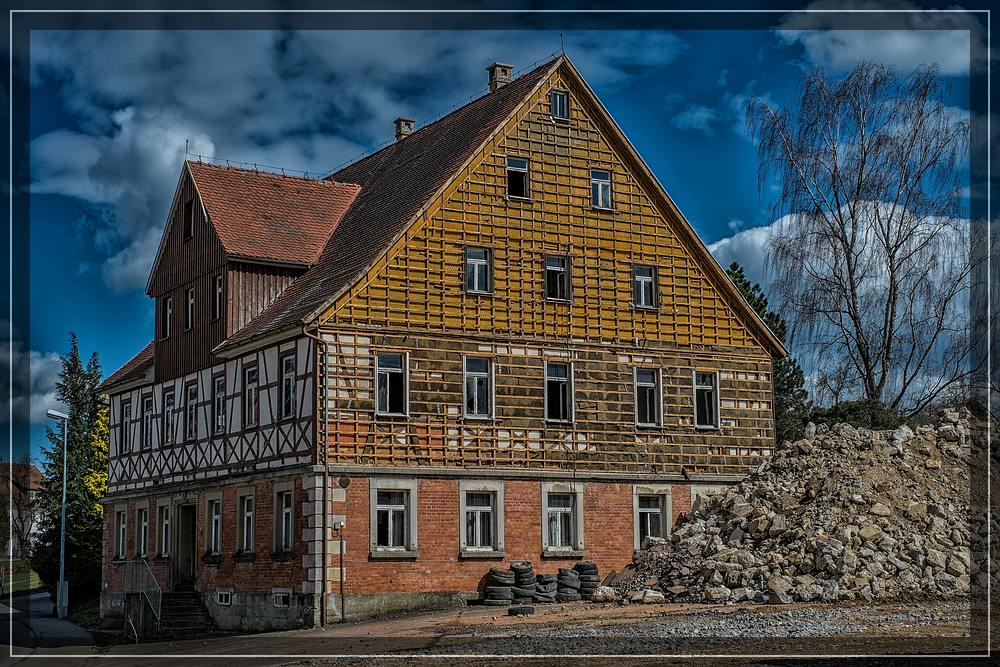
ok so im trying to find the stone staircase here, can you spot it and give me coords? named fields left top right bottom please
left=158, top=591, right=216, bottom=638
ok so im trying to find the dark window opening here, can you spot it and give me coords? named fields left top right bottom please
left=544, top=255, right=570, bottom=301
left=212, top=274, right=223, bottom=321
left=182, top=199, right=194, bottom=240
left=695, top=372, right=718, bottom=428
left=507, top=157, right=529, bottom=198
left=376, top=353, right=407, bottom=415
left=636, top=369, right=661, bottom=427
left=545, top=362, right=572, bottom=422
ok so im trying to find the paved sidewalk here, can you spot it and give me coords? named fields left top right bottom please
left=3, top=591, right=94, bottom=659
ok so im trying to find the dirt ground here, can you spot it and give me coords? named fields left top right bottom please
left=18, top=597, right=988, bottom=666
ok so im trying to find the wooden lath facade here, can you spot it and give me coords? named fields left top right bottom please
left=314, top=61, right=779, bottom=478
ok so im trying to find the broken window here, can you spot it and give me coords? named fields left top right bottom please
left=464, top=491, right=495, bottom=550
left=376, top=353, right=408, bottom=416
left=375, top=490, right=408, bottom=549
left=635, top=369, right=661, bottom=427
left=464, top=357, right=492, bottom=419
left=591, top=169, right=613, bottom=209
left=544, top=255, right=570, bottom=301
left=507, top=157, right=529, bottom=198
left=546, top=493, right=575, bottom=549
left=633, top=266, right=658, bottom=308
left=638, top=495, right=664, bottom=543
left=545, top=362, right=573, bottom=423
left=464, top=247, right=492, bottom=294
left=694, top=371, right=718, bottom=428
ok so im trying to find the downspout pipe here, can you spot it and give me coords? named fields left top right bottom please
left=302, top=324, right=330, bottom=626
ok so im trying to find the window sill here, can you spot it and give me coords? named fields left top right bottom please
left=369, top=548, right=419, bottom=561
left=459, top=549, right=505, bottom=560
left=233, top=550, right=256, bottom=563
left=375, top=412, right=409, bottom=420
left=550, top=116, right=571, bottom=125
left=542, top=548, right=585, bottom=559
left=695, top=425, right=721, bottom=432
left=505, top=195, right=533, bottom=203
left=152, top=555, right=171, bottom=565
left=544, top=298, right=572, bottom=304
left=591, top=206, right=616, bottom=213
left=464, top=290, right=495, bottom=297
left=202, top=553, right=223, bottom=566
left=112, top=557, right=129, bottom=564
left=544, top=420, right=576, bottom=428
left=270, top=550, right=295, bottom=563
left=636, top=423, right=664, bottom=431
left=632, top=304, right=660, bottom=312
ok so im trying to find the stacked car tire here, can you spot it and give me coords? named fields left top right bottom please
left=533, top=573, right=557, bottom=603
left=483, top=567, right=515, bottom=606
left=510, top=562, right=536, bottom=604
left=574, top=562, right=601, bottom=601
left=556, top=567, right=581, bottom=602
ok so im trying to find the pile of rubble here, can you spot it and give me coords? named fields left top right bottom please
left=610, top=408, right=982, bottom=605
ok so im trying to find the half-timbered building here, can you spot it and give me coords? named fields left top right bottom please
left=99, top=55, right=786, bottom=631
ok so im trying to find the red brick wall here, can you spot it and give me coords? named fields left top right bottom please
left=104, top=475, right=305, bottom=595
left=333, top=477, right=677, bottom=595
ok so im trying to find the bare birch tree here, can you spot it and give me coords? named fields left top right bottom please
left=748, top=63, right=972, bottom=416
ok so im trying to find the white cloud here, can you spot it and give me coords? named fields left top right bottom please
left=727, top=218, right=745, bottom=232
left=708, top=223, right=776, bottom=287
left=30, top=29, right=688, bottom=293
left=671, top=105, right=719, bottom=136
left=777, top=2, right=980, bottom=75
left=0, top=320, right=66, bottom=424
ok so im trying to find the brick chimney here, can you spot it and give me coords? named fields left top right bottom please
left=394, top=116, right=415, bottom=141
left=486, top=62, right=514, bottom=92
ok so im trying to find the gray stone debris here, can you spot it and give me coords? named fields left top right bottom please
left=609, top=407, right=979, bottom=605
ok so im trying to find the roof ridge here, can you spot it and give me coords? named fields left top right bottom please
left=324, top=55, right=563, bottom=180
left=186, top=158, right=348, bottom=185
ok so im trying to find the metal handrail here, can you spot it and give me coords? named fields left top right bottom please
left=122, top=559, right=162, bottom=624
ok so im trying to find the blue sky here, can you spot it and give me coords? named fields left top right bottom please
left=25, top=22, right=976, bottom=455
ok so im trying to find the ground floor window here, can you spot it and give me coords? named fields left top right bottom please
left=136, top=508, right=149, bottom=558
left=541, top=482, right=584, bottom=554
left=238, top=494, right=255, bottom=552
left=208, top=498, right=222, bottom=555
left=369, top=478, right=418, bottom=557
left=459, top=480, right=505, bottom=555
left=115, top=510, right=127, bottom=559
left=632, top=485, right=673, bottom=549
left=275, top=488, right=293, bottom=552
left=157, top=505, right=170, bottom=557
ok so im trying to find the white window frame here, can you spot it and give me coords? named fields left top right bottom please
left=238, top=493, right=255, bottom=553
left=693, top=370, right=721, bottom=430
left=162, top=389, right=175, bottom=446
left=213, top=375, right=226, bottom=434
left=541, top=481, right=584, bottom=556
left=208, top=497, right=222, bottom=556
left=633, top=265, right=658, bottom=309
left=244, top=365, right=259, bottom=427
left=458, top=480, right=505, bottom=557
left=632, top=484, right=673, bottom=550
left=375, top=352, right=409, bottom=417
left=544, top=361, right=575, bottom=424
left=550, top=89, right=570, bottom=120
left=591, top=168, right=613, bottom=210
left=272, top=588, right=291, bottom=608
left=506, top=156, right=530, bottom=199
left=274, top=482, right=294, bottom=553
left=141, top=396, right=154, bottom=449
left=136, top=508, right=149, bottom=558
left=212, top=274, right=224, bottom=321
left=464, top=246, right=493, bottom=295
left=280, top=354, right=296, bottom=419
left=161, top=297, right=172, bottom=340
left=369, top=478, right=418, bottom=558
left=215, top=589, right=233, bottom=606
left=157, top=503, right=171, bottom=557
left=543, top=255, right=571, bottom=301
left=120, top=400, right=132, bottom=453
left=634, top=367, right=663, bottom=428
left=184, top=287, right=195, bottom=331
left=185, top=382, right=198, bottom=441
left=462, top=356, right=495, bottom=420
left=115, top=509, right=127, bottom=559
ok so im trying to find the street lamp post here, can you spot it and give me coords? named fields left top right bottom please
left=46, top=409, right=69, bottom=619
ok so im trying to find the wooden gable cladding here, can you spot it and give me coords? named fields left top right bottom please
left=324, top=66, right=768, bottom=355
left=147, top=168, right=225, bottom=298
left=226, top=262, right=304, bottom=337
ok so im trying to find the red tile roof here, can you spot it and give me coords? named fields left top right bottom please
left=187, top=162, right=361, bottom=265
left=218, top=56, right=560, bottom=350
left=98, top=341, right=154, bottom=392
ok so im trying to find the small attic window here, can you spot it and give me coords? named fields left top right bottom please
left=550, top=91, right=569, bottom=121
left=182, top=199, right=194, bottom=240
